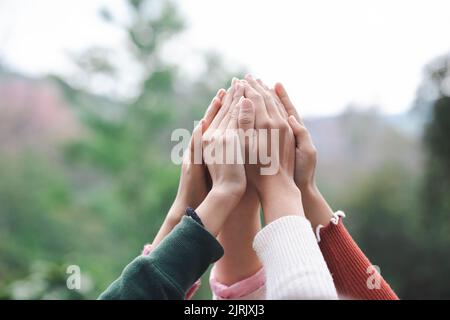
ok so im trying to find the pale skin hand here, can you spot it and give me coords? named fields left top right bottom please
left=197, top=92, right=247, bottom=235
left=213, top=79, right=262, bottom=286
left=152, top=88, right=226, bottom=247
left=240, top=74, right=304, bottom=224
left=274, top=82, right=334, bottom=230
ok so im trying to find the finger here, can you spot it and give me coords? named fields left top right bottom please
left=245, top=74, right=282, bottom=120
left=218, top=82, right=244, bottom=132
left=188, top=119, right=204, bottom=164
left=270, top=88, right=288, bottom=119
left=203, top=95, right=223, bottom=132
left=256, top=78, right=269, bottom=90
left=245, top=74, right=265, bottom=94
left=239, top=79, right=248, bottom=86
left=227, top=100, right=240, bottom=130
left=288, top=115, right=309, bottom=147
left=238, top=98, right=255, bottom=131
left=217, top=88, right=226, bottom=101
left=275, top=82, right=303, bottom=124
left=242, top=82, right=270, bottom=127
left=209, top=85, right=235, bottom=130
left=227, top=100, right=243, bottom=164
left=238, top=98, right=257, bottom=160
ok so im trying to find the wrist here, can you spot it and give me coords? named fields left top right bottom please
left=196, top=187, right=240, bottom=236
left=258, top=174, right=298, bottom=204
left=300, top=184, right=334, bottom=229
left=301, top=182, right=320, bottom=199
left=212, top=180, right=246, bottom=201
left=173, top=189, right=206, bottom=212
left=260, top=178, right=304, bottom=224
left=152, top=202, right=184, bottom=247
left=167, top=200, right=186, bottom=227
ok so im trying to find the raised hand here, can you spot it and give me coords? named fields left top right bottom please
left=197, top=83, right=247, bottom=235
left=211, top=78, right=263, bottom=287
left=153, top=88, right=225, bottom=246
left=274, top=82, right=334, bottom=229
left=239, top=75, right=304, bottom=224
left=274, top=83, right=317, bottom=189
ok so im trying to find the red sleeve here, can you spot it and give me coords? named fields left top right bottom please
left=318, top=219, right=399, bottom=300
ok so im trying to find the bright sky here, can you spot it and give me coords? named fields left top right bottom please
left=1, top=0, right=450, bottom=116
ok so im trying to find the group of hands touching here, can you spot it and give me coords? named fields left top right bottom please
left=97, top=73, right=399, bottom=301
left=153, top=74, right=335, bottom=284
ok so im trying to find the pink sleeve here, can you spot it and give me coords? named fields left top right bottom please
left=209, top=265, right=266, bottom=300
left=142, top=244, right=201, bottom=300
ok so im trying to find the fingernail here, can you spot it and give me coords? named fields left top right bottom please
left=232, top=77, right=238, bottom=85
left=215, top=98, right=223, bottom=108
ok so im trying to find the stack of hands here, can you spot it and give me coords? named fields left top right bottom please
left=156, top=75, right=332, bottom=244
left=100, top=75, right=399, bottom=301
left=149, top=75, right=341, bottom=299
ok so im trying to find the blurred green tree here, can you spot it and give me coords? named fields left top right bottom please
left=421, top=55, right=450, bottom=236
left=341, top=53, right=450, bottom=299
left=1, top=0, right=240, bottom=299
left=57, top=0, right=240, bottom=299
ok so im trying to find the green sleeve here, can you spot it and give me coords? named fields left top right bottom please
left=98, top=216, right=224, bottom=300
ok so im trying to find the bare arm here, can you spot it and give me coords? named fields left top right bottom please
left=214, top=187, right=262, bottom=285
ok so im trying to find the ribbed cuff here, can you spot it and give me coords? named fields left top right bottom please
left=318, top=218, right=399, bottom=300
left=253, top=215, right=337, bottom=300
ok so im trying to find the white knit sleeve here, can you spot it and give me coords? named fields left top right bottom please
left=253, top=215, right=338, bottom=300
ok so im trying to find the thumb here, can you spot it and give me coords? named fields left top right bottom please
left=288, top=115, right=308, bottom=148
left=275, top=82, right=302, bottom=123
left=188, top=119, right=204, bottom=164
left=238, top=98, right=255, bottom=131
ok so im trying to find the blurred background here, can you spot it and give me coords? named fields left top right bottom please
left=0, top=0, right=449, bottom=299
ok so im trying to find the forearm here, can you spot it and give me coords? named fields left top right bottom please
left=152, top=201, right=184, bottom=247
left=214, top=188, right=262, bottom=285
left=260, top=179, right=304, bottom=224
left=196, top=186, right=240, bottom=236
left=301, top=184, right=334, bottom=230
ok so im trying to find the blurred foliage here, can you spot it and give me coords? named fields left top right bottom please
left=422, top=54, right=450, bottom=231
left=334, top=54, right=450, bottom=299
left=5, top=261, right=93, bottom=300
left=0, top=0, right=449, bottom=300
left=0, top=0, right=238, bottom=299
left=57, top=0, right=239, bottom=299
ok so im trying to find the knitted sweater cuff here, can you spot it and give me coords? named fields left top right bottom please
left=318, top=214, right=399, bottom=300
left=253, top=215, right=337, bottom=300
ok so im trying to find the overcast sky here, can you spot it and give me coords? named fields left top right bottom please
left=1, top=0, right=450, bottom=116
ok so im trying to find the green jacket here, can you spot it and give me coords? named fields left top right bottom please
left=99, top=216, right=224, bottom=299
